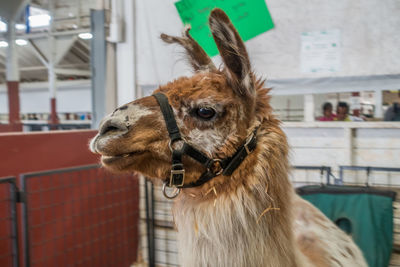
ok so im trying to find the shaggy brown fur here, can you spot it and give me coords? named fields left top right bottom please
left=90, top=8, right=367, bottom=267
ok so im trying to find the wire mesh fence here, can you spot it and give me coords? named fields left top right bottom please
left=136, top=178, right=178, bottom=267
left=2, top=164, right=397, bottom=266
left=20, top=165, right=139, bottom=267
left=138, top=166, right=400, bottom=267
left=0, top=177, right=19, bottom=267
left=138, top=166, right=334, bottom=267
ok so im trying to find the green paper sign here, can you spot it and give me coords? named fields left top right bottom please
left=174, top=0, right=274, bottom=56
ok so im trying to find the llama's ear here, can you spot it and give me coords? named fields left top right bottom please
left=209, top=8, right=254, bottom=97
left=161, top=26, right=216, bottom=72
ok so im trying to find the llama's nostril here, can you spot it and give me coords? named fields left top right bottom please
left=99, top=119, right=128, bottom=136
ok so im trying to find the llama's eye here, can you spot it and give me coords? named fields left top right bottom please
left=196, top=107, right=216, bottom=120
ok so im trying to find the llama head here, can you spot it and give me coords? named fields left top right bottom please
left=90, top=9, right=272, bottom=185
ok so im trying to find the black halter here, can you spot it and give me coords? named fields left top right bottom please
left=153, top=92, right=258, bottom=197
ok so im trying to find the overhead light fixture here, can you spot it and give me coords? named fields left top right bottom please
left=15, top=24, right=27, bottom=30
left=28, top=6, right=51, bottom=28
left=0, top=41, right=8, bottom=48
left=78, top=32, right=93, bottom=40
left=15, top=39, right=28, bottom=46
left=28, top=14, right=51, bottom=27
left=0, top=20, right=6, bottom=32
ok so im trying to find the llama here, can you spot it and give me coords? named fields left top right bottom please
left=90, top=8, right=367, bottom=267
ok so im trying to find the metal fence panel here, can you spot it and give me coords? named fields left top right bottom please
left=138, top=166, right=400, bottom=267
left=137, top=166, right=335, bottom=267
left=0, top=177, right=19, bottom=267
left=139, top=178, right=178, bottom=267
left=289, top=165, right=336, bottom=187
left=20, top=165, right=139, bottom=267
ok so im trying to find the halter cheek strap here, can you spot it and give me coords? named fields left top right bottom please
left=153, top=92, right=258, bottom=198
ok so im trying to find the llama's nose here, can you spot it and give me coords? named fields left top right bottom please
left=98, top=117, right=129, bottom=136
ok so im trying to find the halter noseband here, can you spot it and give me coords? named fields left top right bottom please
left=153, top=92, right=258, bottom=199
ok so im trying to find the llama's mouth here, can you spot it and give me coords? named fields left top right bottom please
left=101, top=151, right=143, bottom=165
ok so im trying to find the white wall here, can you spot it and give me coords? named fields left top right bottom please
left=0, top=90, right=7, bottom=113
left=135, top=0, right=400, bottom=85
left=0, top=80, right=91, bottom=114
left=284, top=122, right=400, bottom=175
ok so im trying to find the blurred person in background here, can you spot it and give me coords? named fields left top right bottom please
left=318, top=102, right=337, bottom=121
left=384, top=102, right=400, bottom=121
left=335, top=102, right=363, bottom=121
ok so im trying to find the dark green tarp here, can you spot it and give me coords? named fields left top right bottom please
left=297, top=185, right=396, bottom=267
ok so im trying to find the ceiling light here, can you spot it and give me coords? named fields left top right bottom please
left=28, top=14, right=51, bottom=27
left=15, top=39, right=28, bottom=46
left=0, top=41, right=8, bottom=48
left=78, top=32, right=93, bottom=40
left=0, top=21, right=6, bottom=32
left=15, top=24, right=27, bottom=30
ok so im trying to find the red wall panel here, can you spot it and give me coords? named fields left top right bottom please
left=0, top=130, right=100, bottom=177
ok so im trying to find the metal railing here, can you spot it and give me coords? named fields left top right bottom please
left=293, top=165, right=333, bottom=184
left=142, top=165, right=338, bottom=267
left=19, top=165, right=139, bottom=267
left=141, top=165, right=400, bottom=266
left=23, top=123, right=91, bottom=132
left=339, top=166, right=400, bottom=186
left=0, top=177, right=20, bottom=267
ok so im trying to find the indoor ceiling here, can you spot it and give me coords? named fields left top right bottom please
left=0, top=0, right=97, bottom=83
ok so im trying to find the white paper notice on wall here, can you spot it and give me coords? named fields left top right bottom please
left=301, top=29, right=341, bottom=74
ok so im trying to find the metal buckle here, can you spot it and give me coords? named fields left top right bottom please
left=244, top=132, right=255, bottom=154
left=170, top=164, right=185, bottom=187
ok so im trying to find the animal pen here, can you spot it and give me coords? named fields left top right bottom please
left=1, top=164, right=399, bottom=267
left=137, top=166, right=400, bottom=267
left=1, top=1, right=400, bottom=266
left=0, top=165, right=139, bottom=267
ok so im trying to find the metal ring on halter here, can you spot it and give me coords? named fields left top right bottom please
left=168, top=137, right=186, bottom=152
left=162, top=181, right=181, bottom=199
left=207, top=159, right=223, bottom=176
